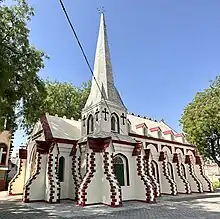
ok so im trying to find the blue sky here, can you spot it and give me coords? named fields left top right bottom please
left=14, top=0, right=220, bottom=149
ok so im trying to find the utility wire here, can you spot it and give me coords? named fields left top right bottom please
left=58, top=0, right=126, bottom=136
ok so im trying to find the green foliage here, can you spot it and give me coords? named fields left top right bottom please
left=0, top=0, right=47, bottom=131
left=180, top=76, right=220, bottom=166
left=213, top=180, right=220, bottom=189
left=22, top=80, right=91, bottom=134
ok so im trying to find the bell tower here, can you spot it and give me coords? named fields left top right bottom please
left=81, top=13, right=128, bottom=138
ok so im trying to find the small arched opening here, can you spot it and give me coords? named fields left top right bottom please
left=113, top=154, right=129, bottom=186
left=111, top=113, right=120, bottom=133
left=151, top=160, right=160, bottom=183
left=87, top=114, right=94, bottom=135
left=58, top=156, right=65, bottom=182
left=0, top=143, right=7, bottom=165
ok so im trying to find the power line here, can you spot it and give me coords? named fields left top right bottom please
left=58, top=0, right=126, bottom=136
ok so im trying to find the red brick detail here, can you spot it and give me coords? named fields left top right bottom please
left=88, top=137, right=111, bottom=153
left=47, top=143, right=60, bottom=203
left=72, top=147, right=83, bottom=201
left=185, top=155, right=203, bottom=193
left=143, top=149, right=160, bottom=197
left=173, top=153, right=191, bottom=194
left=23, top=152, right=42, bottom=202
left=195, top=156, right=213, bottom=192
left=158, top=151, right=166, bottom=161
left=159, top=152, right=177, bottom=195
left=19, top=149, right=27, bottom=159
left=103, top=152, right=122, bottom=206
left=136, top=155, right=156, bottom=203
left=8, top=159, right=24, bottom=195
left=78, top=152, right=96, bottom=206
left=132, top=141, right=143, bottom=156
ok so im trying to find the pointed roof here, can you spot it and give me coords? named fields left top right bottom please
left=84, top=13, right=126, bottom=109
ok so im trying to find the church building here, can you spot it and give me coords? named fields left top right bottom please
left=8, top=13, right=212, bottom=206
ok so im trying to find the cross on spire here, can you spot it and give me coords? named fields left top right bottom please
left=102, top=108, right=109, bottom=121
left=97, top=6, right=105, bottom=14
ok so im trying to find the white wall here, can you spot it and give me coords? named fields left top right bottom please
left=58, top=143, right=73, bottom=199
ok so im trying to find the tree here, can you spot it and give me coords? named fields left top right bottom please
left=180, top=76, right=220, bottom=167
left=0, top=0, right=47, bottom=131
left=22, top=80, right=91, bottom=134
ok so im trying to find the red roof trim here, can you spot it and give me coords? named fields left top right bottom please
left=163, top=130, right=174, bottom=135
left=149, top=127, right=161, bottom=132
left=40, top=112, right=53, bottom=140
left=129, top=132, right=196, bottom=148
left=136, top=123, right=148, bottom=129
left=175, top=133, right=183, bottom=137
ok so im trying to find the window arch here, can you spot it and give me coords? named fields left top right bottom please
left=151, top=160, right=160, bottom=183
left=111, top=113, right=120, bottom=133
left=87, top=114, right=94, bottom=135
left=0, top=143, right=7, bottom=165
left=113, top=153, right=129, bottom=186
left=58, top=156, right=65, bottom=182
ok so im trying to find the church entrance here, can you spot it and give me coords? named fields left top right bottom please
left=113, top=156, right=125, bottom=186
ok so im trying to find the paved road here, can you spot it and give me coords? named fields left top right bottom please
left=0, top=191, right=220, bottom=218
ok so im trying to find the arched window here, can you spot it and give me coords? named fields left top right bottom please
left=113, top=154, right=129, bottom=186
left=87, top=115, right=94, bottom=135
left=167, top=162, right=174, bottom=180
left=151, top=160, right=159, bottom=183
left=111, top=113, right=120, bottom=133
left=58, top=156, right=65, bottom=182
left=0, top=143, right=7, bottom=165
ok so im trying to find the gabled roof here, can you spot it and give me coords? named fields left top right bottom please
left=127, top=113, right=188, bottom=143
left=39, top=113, right=81, bottom=143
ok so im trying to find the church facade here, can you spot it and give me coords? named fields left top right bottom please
left=8, top=13, right=212, bottom=206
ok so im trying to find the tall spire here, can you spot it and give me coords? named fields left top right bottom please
left=84, top=13, right=126, bottom=109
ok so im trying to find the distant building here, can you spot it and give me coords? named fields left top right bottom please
left=0, top=130, right=13, bottom=190
left=204, top=160, right=220, bottom=182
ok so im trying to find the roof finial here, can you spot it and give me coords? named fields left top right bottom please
left=97, top=6, right=105, bottom=14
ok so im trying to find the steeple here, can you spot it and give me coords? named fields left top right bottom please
left=84, top=13, right=126, bottom=109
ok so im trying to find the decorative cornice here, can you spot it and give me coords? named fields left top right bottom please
left=129, top=132, right=196, bottom=148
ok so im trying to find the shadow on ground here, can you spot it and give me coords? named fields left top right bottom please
left=0, top=191, right=220, bottom=219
